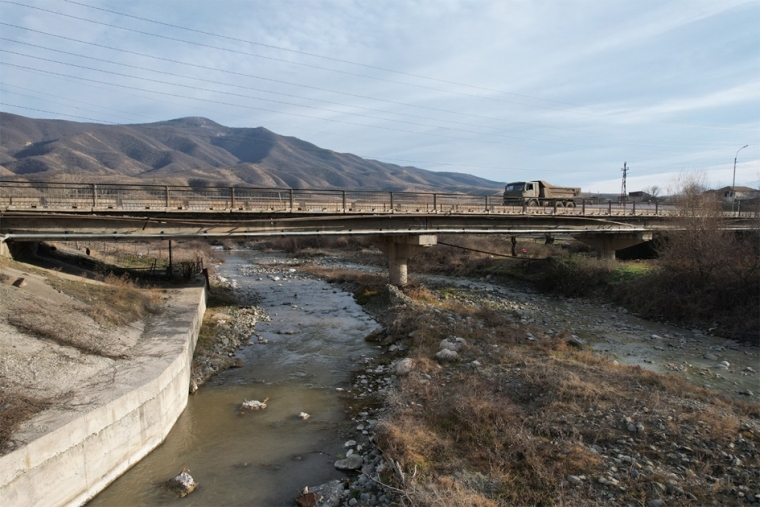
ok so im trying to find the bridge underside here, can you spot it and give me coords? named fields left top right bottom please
left=1, top=209, right=753, bottom=285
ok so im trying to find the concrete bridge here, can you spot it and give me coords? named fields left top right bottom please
left=1, top=180, right=757, bottom=284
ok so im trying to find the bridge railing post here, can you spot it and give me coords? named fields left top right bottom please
left=289, top=189, right=294, bottom=212
left=433, top=193, right=437, bottom=213
left=165, top=186, right=170, bottom=208
left=582, top=199, right=586, bottom=215
left=632, top=200, right=636, bottom=216
left=230, top=187, right=235, bottom=210
left=553, top=200, right=558, bottom=214
left=390, top=192, right=394, bottom=213
left=92, top=184, right=97, bottom=208
left=608, top=200, right=612, bottom=215
left=342, top=190, right=346, bottom=213
left=655, top=200, right=658, bottom=215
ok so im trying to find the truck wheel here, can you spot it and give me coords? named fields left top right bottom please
left=555, top=201, right=565, bottom=208
left=565, top=201, right=575, bottom=208
left=527, top=199, right=538, bottom=207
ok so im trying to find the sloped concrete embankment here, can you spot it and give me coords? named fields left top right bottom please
left=0, top=286, right=206, bottom=507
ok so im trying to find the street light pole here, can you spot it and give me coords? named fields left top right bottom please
left=732, top=144, right=748, bottom=212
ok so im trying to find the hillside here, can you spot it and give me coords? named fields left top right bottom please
left=0, top=113, right=504, bottom=194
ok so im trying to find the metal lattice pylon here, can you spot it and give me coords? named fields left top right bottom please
left=621, top=162, right=628, bottom=202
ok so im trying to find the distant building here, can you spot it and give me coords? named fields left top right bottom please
left=712, top=186, right=760, bottom=203
left=628, top=191, right=653, bottom=202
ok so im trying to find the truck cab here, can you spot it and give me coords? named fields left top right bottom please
left=503, top=181, right=539, bottom=204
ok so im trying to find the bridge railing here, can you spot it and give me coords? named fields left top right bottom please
left=2, top=180, right=757, bottom=218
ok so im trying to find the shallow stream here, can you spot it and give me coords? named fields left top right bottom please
left=89, top=252, right=380, bottom=506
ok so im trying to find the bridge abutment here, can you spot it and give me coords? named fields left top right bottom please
left=372, top=235, right=437, bottom=286
left=573, top=232, right=653, bottom=259
left=0, top=240, right=40, bottom=260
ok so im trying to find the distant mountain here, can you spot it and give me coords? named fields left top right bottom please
left=0, top=113, right=504, bottom=194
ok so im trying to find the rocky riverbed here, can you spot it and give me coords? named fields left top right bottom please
left=184, top=249, right=758, bottom=506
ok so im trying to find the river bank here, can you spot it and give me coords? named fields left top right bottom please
left=176, top=245, right=758, bottom=506
left=0, top=254, right=206, bottom=506
left=271, top=247, right=760, bottom=506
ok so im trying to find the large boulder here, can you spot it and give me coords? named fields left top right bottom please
left=165, top=470, right=197, bottom=498
left=436, top=349, right=459, bottom=362
left=334, top=454, right=364, bottom=470
left=394, top=358, right=414, bottom=375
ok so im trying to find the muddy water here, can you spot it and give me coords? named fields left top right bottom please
left=89, top=252, right=380, bottom=506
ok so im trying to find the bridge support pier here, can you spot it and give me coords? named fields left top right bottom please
left=573, top=232, right=653, bottom=260
left=372, top=235, right=437, bottom=286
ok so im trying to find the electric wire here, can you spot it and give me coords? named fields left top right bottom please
left=4, top=0, right=752, bottom=132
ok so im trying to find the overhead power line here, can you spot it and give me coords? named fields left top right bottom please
left=2, top=1, right=571, bottom=112
left=59, top=0, right=585, bottom=110
left=0, top=24, right=588, bottom=136
left=0, top=37, right=738, bottom=150
left=0, top=60, right=546, bottom=148
left=2, top=50, right=583, bottom=147
left=0, top=37, right=584, bottom=144
left=1, top=2, right=749, bottom=133
left=0, top=102, right=120, bottom=124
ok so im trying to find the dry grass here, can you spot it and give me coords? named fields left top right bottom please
left=372, top=291, right=759, bottom=506
left=46, top=273, right=162, bottom=327
left=0, top=390, right=52, bottom=452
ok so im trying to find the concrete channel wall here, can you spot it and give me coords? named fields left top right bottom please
left=0, top=286, right=207, bottom=507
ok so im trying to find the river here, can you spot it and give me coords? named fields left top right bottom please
left=89, top=252, right=381, bottom=506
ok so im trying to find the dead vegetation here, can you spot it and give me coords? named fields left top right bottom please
left=46, top=273, right=163, bottom=327
left=371, top=293, right=760, bottom=506
left=0, top=391, right=53, bottom=452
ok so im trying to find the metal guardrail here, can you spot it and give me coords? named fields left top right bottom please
left=0, top=180, right=757, bottom=218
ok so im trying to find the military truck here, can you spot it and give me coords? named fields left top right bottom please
left=503, top=180, right=582, bottom=207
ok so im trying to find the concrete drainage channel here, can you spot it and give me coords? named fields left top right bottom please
left=0, top=285, right=207, bottom=507
left=87, top=252, right=393, bottom=506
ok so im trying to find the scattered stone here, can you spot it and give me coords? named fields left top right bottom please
left=567, top=475, right=582, bottom=485
left=703, top=353, right=718, bottom=360
left=566, top=335, right=584, bottom=348
left=394, top=358, right=414, bottom=375
left=241, top=397, right=269, bottom=410
left=165, top=469, right=197, bottom=498
left=436, top=349, right=459, bottom=362
left=385, top=284, right=412, bottom=306
left=334, top=454, right=363, bottom=470
left=714, top=360, right=730, bottom=370
left=738, top=389, right=754, bottom=396
left=439, top=338, right=464, bottom=352
left=11, top=277, right=26, bottom=288
left=301, top=480, right=345, bottom=507
left=295, top=492, right=318, bottom=507
left=189, top=381, right=198, bottom=395
left=647, top=500, right=664, bottom=507
left=298, top=412, right=310, bottom=420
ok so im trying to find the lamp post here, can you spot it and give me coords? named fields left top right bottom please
left=732, top=144, right=748, bottom=211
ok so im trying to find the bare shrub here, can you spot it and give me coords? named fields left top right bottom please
left=621, top=173, right=760, bottom=340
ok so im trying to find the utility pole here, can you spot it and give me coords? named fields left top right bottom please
left=620, top=162, right=628, bottom=203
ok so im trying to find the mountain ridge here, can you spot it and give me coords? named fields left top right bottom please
left=0, top=113, right=505, bottom=194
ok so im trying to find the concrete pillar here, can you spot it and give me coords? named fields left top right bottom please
left=573, top=232, right=653, bottom=260
left=372, top=235, right=437, bottom=286
left=0, top=239, right=9, bottom=259
left=2, top=240, right=40, bottom=260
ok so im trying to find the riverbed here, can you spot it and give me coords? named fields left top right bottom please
left=89, top=252, right=381, bottom=506
left=89, top=249, right=758, bottom=505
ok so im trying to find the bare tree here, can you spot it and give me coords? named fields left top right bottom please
left=643, top=185, right=661, bottom=201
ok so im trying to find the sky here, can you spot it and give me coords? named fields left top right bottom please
left=0, top=0, right=758, bottom=193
